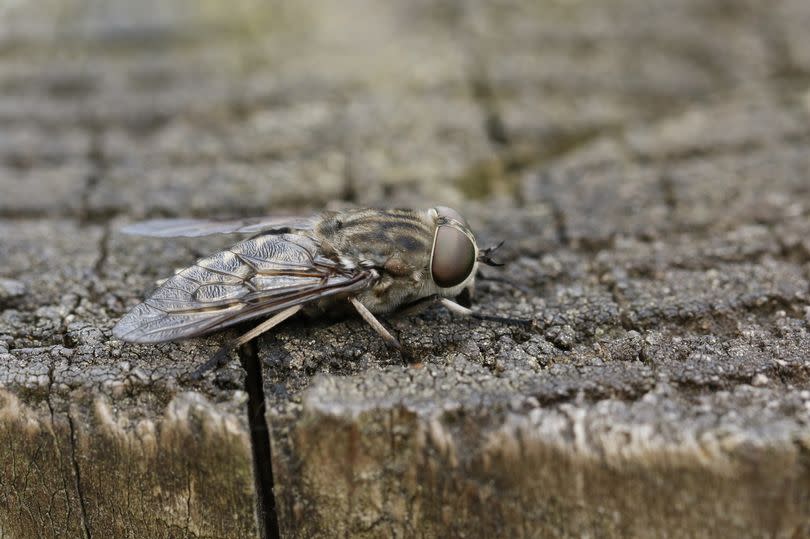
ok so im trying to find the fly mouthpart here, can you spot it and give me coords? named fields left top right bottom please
left=477, top=240, right=505, bottom=267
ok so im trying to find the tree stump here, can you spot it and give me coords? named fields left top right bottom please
left=2, top=0, right=810, bottom=537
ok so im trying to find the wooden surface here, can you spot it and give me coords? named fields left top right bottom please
left=1, top=0, right=810, bottom=537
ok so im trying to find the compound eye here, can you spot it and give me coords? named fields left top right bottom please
left=431, top=226, right=476, bottom=288
left=435, top=206, right=466, bottom=225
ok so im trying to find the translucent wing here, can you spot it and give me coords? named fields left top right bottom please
left=113, top=233, right=372, bottom=343
left=120, top=215, right=317, bottom=238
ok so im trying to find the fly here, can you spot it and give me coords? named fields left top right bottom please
left=113, top=207, right=525, bottom=375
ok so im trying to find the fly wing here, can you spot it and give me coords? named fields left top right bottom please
left=120, top=215, right=317, bottom=238
left=113, top=233, right=372, bottom=343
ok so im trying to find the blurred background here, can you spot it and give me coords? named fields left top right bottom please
left=2, top=0, right=808, bottom=222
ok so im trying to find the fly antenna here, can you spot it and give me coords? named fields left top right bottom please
left=477, top=240, right=505, bottom=267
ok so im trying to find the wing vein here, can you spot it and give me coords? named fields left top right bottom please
left=113, top=231, right=375, bottom=343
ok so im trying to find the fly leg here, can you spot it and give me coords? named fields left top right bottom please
left=231, top=305, right=303, bottom=348
left=349, top=297, right=402, bottom=350
left=396, top=296, right=535, bottom=327
left=440, top=298, right=536, bottom=327
left=189, top=304, right=303, bottom=380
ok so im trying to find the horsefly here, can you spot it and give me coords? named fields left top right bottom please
left=113, top=207, right=523, bottom=375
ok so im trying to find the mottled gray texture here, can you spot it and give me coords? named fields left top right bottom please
left=2, top=0, right=810, bottom=538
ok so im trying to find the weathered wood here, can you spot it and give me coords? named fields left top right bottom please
left=1, top=0, right=810, bottom=537
left=266, top=97, right=810, bottom=536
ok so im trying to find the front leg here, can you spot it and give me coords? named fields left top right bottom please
left=440, top=298, right=536, bottom=327
left=439, top=298, right=473, bottom=316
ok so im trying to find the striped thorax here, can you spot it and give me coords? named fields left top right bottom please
left=312, top=207, right=479, bottom=314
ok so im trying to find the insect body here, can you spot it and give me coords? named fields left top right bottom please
left=113, top=207, right=503, bottom=352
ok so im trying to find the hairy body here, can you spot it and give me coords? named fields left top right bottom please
left=113, top=207, right=482, bottom=345
left=311, top=208, right=475, bottom=315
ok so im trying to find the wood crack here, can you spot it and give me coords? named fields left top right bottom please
left=67, top=413, right=92, bottom=539
left=239, top=340, right=280, bottom=539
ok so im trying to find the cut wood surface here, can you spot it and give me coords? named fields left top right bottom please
left=1, top=1, right=810, bottom=537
